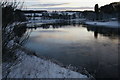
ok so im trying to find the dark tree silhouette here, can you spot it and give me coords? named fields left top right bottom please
left=99, top=2, right=120, bottom=21
left=1, top=1, right=29, bottom=62
left=94, top=4, right=99, bottom=20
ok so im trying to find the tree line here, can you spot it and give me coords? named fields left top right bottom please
left=94, top=2, right=120, bottom=21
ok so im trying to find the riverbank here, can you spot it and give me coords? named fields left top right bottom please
left=3, top=45, right=90, bottom=78
left=27, top=19, right=120, bottom=29
left=84, top=21, right=120, bottom=28
left=28, top=19, right=86, bottom=24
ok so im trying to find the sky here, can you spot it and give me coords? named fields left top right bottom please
left=18, top=0, right=120, bottom=11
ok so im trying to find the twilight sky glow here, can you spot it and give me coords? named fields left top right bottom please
left=19, top=0, right=120, bottom=11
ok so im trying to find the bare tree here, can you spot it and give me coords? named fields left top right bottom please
left=1, top=0, right=29, bottom=62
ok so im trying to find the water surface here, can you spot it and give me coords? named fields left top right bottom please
left=25, top=23, right=119, bottom=78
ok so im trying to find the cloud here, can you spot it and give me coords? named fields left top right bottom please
left=27, top=7, right=93, bottom=10
left=31, top=3, right=69, bottom=7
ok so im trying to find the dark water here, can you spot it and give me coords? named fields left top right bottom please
left=25, top=22, right=119, bottom=78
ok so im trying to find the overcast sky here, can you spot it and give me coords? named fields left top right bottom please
left=20, top=0, right=120, bottom=11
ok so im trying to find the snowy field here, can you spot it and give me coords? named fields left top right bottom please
left=84, top=21, right=120, bottom=28
left=3, top=48, right=90, bottom=78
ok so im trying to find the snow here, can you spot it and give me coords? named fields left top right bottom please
left=28, top=19, right=59, bottom=23
left=84, top=21, right=120, bottom=28
left=67, top=12, right=75, bottom=15
left=3, top=49, right=89, bottom=78
left=7, top=40, right=14, bottom=48
left=28, top=19, right=86, bottom=24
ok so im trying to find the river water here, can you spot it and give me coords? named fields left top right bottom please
left=24, top=22, right=119, bottom=78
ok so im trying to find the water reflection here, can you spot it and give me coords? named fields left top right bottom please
left=25, top=22, right=119, bottom=78
left=94, top=30, right=98, bottom=39
left=27, top=22, right=119, bottom=39
left=84, top=25, right=120, bottom=39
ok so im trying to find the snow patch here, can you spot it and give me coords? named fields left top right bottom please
left=85, top=21, right=119, bottom=28
left=4, top=50, right=88, bottom=78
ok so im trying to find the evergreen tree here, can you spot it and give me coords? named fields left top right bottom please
left=94, top=4, right=99, bottom=20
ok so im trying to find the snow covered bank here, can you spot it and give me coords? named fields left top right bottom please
left=28, top=19, right=86, bottom=24
left=84, top=21, right=120, bottom=28
left=28, top=19, right=59, bottom=24
left=3, top=48, right=90, bottom=78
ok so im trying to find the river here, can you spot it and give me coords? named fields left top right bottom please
left=24, top=22, right=119, bottom=78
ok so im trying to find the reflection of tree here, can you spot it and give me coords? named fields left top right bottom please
left=94, top=27, right=98, bottom=39
left=38, top=21, right=81, bottom=29
left=94, top=4, right=99, bottom=20
left=85, top=25, right=119, bottom=39
left=42, top=24, right=50, bottom=29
